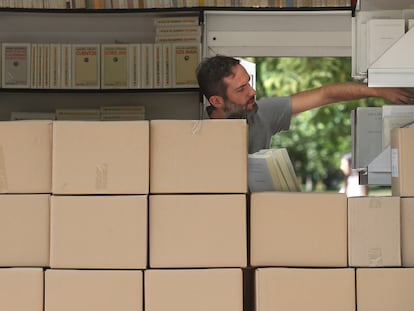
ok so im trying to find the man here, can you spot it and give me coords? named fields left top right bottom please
left=196, top=55, right=414, bottom=154
left=339, top=152, right=368, bottom=197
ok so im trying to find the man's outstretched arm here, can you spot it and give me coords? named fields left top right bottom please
left=291, top=82, right=414, bottom=115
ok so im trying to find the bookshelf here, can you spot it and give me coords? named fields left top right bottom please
left=0, top=9, right=202, bottom=120
left=0, top=1, right=352, bottom=10
left=0, top=4, right=353, bottom=121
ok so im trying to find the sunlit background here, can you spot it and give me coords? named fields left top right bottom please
left=248, top=56, right=390, bottom=194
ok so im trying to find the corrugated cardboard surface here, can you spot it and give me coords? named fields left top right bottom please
left=0, top=194, right=50, bottom=267
left=391, top=128, right=414, bottom=197
left=250, top=192, right=348, bottom=267
left=348, top=196, right=401, bottom=267
left=401, top=198, right=414, bottom=267
left=255, top=268, right=355, bottom=311
left=150, top=119, right=248, bottom=193
left=52, top=120, right=149, bottom=194
left=357, top=268, right=414, bottom=310
left=145, top=269, right=243, bottom=311
left=0, top=268, right=44, bottom=311
left=149, top=194, right=247, bottom=268
left=0, top=121, right=52, bottom=193
left=50, top=195, right=147, bottom=269
left=45, top=269, right=143, bottom=311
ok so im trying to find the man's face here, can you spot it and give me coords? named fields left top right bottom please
left=222, top=64, right=257, bottom=119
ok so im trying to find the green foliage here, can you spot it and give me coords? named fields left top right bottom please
left=249, top=57, right=387, bottom=190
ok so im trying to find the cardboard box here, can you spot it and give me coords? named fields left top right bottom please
left=45, top=269, right=143, bottom=311
left=0, top=268, right=44, bottom=311
left=348, top=196, right=401, bottom=267
left=401, top=198, right=414, bottom=267
left=52, top=120, right=149, bottom=194
left=0, top=120, right=52, bottom=193
left=250, top=192, right=348, bottom=267
left=50, top=195, right=147, bottom=269
left=145, top=269, right=243, bottom=311
left=150, top=120, right=247, bottom=193
left=391, top=128, right=414, bottom=196
left=0, top=194, right=50, bottom=267
left=149, top=194, right=247, bottom=268
left=357, top=268, right=414, bottom=310
left=255, top=268, right=355, bottom=311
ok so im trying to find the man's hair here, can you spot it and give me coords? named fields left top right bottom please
left=196, top=55, right=240, bottom=100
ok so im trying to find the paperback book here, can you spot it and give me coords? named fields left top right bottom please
left=101, top=44, right=129, bottom=89
left=248, top=148, right=301, bottom=192
left=1, top=43, right=31, bottom=88
left=72, top=44, right=100, bottom=89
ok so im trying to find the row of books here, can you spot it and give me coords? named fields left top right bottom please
left=11, top=105, right=146, bottom=121
left=0, top=42, right=201, bottom=89
left=248, top=148, right=302, bottom=192
left=154, top=16, right=202, bottom=44
left=0, top=0, right=352, bottom=9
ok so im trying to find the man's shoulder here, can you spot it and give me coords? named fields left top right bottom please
left=258, top=96, right=291, bottom=105
left=257, top=96, right=291, bottom=113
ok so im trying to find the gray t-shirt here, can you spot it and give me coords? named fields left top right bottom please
left=247, top=96, right=292, bottom=153
left=204, top=96, right=292, bottom=154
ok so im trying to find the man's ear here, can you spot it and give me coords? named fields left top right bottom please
left=209, top=95, right=224, bottom=109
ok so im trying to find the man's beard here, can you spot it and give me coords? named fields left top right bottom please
left=224, top=97, right=258, bottom=119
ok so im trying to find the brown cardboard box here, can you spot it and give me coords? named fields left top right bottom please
left=250, top=192, right=348, bottom=267
left=391, top=127, right=414, bottom=196
left=52, top=120, right=149, bottom=194
left=0, top=120, right=52, bottom=193
left=401, top=198, right=414, bottom=267
left=0, top=268, right=44, bottom=311
left=348, top=196, right=401, bottom=267
left=0, top=194, right=50, bottom=267
left=45, top=269, right=143, bottom=311
left=255, top=268, right=355, bottom=311
left=50, top=195, right=147, bottom=269
left=145, top=268, right=243, bottom=311
left=149, top=194, right=247, bottom=268
left=150, top=120, right=247, bottom=194
left=357, top=268, right=414, bottom=310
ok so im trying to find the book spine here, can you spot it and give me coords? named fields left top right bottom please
left=61, top=44, right=72, bottom=89
left=154, top=16, right=199, bottom=27
left=128, top=43, right=141, bottom=89
left=30, top=43, right=38, bottom=89
left=49, top=43, right=61, bottom=89
left=155, top=25, right=201, bottom=37
left=153, top=43, right=163, bottom=89
left=141, top=44, right=154, bottom=89
left=162, top=43, right=172, bottom=88
left=155, top=36, right=201, bottom=43
left=43, top=44, right=50, bottom=89
left=37, top=44, right=43, bottom=89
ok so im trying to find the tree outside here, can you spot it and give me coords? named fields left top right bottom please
left=248, top=57, right=388, bottom=191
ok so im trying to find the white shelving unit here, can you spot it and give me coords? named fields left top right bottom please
left=353, top=0, right=414, bottom=185
left=203, top=10, right=352, bottom=57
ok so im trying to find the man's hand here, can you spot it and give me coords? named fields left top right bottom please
left=373, top=87, right=414, bottom=105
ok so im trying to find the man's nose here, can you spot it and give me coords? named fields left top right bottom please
left=249, top=84, right=257, bottom=97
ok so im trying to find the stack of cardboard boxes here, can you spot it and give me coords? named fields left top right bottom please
left=0, top=119, right=414, bottom=311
